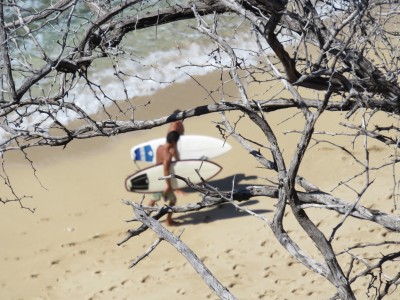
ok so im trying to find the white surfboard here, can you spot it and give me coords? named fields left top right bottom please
left=131, top=135, right=231, bottom=163
left=125, top=159, right=222, bottom=193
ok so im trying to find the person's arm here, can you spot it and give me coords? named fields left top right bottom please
left=163, top=151, right=173, bottom=192
left=178, top=121, right=184, bottom=135
left=172, top=144, right=180, bottom=161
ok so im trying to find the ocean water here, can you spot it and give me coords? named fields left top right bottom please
left=2, top=0, right=354, bottom=145
left=2, top=0, right=262, bottom=138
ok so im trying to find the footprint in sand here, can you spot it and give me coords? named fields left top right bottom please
left=228, top=282, right=237, bottom=288
left=176, top=288, right=186, bottom=295
left=61, top=242, right=76, bottom=248
left=263, top=266, right=276, bottom=278
left=121, top=279, right=133, bottom=287
left=50, top=259, right=61, bottom=266
left=232, top=263, right=244, bottom=271
left=91, top=233, right=106, bottom=239
left=269, top=250, right=278, bottom=258
left=108, top=285, right=117, bottom=291
left=88, top=290, right=105, bottom=300
left=77, top=250, right=87, bottom=255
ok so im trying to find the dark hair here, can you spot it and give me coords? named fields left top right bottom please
left=166, top=131, right=180, bottom=144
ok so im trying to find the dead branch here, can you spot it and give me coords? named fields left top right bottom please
left=126, top=201, right=238, bottom=300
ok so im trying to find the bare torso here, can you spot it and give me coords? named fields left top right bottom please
left=156, top=143, right=179, bottom=173
left=156, top=144, right=173, bottom=165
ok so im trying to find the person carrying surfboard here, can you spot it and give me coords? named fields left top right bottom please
left=167, top=109, right=186, bottom=197
left=148, top=130, right=181, bottom=226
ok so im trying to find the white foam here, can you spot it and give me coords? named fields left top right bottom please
left=3, top=19, right=264, bottom=145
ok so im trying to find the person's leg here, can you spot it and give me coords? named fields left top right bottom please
left=166, top=213, right=176, bottom=226
left=164, top=191, right=177, bottom=226
left=147, top=193, right=161, bottom=215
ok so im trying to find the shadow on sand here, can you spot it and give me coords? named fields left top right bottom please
left=175, top=173, right=272, bottom=225
left=174, top=200, right=272, bottom=225
left=181, top=173, right=259, bottom=193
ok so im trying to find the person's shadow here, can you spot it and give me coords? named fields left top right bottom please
left=175, top=173, right=272, bottom=225
left=174, top=200, right=271, bottom=225
left=181, top=173, right=259, bottom=193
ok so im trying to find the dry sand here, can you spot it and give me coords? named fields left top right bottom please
left=1, top=72, right=399, bottom=300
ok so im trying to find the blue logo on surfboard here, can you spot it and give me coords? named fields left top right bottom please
left=134, top=145, right=154, bottom=162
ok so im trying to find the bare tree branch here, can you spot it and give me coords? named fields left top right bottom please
left=3, top=1, right=400, bottom=298
left=126, top=201, right=238, bottom=300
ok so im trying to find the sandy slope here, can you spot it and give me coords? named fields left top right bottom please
left=1, top=72, right=399, bottom=300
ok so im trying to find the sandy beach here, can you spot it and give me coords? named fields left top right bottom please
left=1, top=70, right=399, bottom=300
